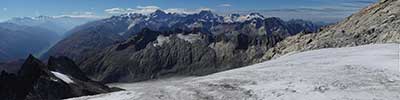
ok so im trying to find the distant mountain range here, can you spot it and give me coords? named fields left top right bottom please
left=0, top=23, right=59, bottom=62
left=5, top=16, right=99, bottom=36
left=44, top=10, right=323, bottom=82
left=0, top=16, right=100, bottom=63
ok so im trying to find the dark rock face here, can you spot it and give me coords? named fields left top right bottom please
left=0, top=55, right=119, bottom=100
left=0, top=59, right=24, bottom=73
left=81, top=30, right=218, bottom=82
left=0, top=71, right=19, bottom=100
left=78, top=26, right=294, bottom=82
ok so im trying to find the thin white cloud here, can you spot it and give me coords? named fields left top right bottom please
left=55, top=11, right=104, bottom=18
left=105, top=6, right=214, bottom=15
left=136, top=6, right=160, bottom=9
left=2, top=8, right=7, bottom=11
left=104, top=8, right=126, bottom=14
left=133, top=5, right=160, bottom=14
left=165, top=8, right=213, bottom=14
left=164, top=8, right=189, bottom=14
left=105, top=6, right=160, bottom=15
left=197, top=8, right=213, bottom=11
left=218, top=4, right=232, bottom=7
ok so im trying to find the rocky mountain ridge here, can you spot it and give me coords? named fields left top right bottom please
left=72, top=26, right=319, bottom=83
left=0, top=55, right=120, bottom=100
left=43, top=10, right=321, bottom=66
left=261, top=0, right=400, bottom=60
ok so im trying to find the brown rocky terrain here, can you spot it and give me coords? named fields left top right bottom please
left=262, top=0, right=400, bottom=60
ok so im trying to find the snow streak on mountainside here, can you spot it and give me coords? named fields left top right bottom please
left=68, top=44, right=400, bottom=100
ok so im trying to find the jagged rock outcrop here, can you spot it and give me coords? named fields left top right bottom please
left=262, top=0, right=400, bottom=60
left=0, top=59, right=24, bottom=73
left=0, top=55, right=120, bottom=100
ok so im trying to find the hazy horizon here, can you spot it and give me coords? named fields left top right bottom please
left=0, top=0, right=377, bottom=23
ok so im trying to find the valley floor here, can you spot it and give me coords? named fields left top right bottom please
left=67, top=44, right=400, bottom=100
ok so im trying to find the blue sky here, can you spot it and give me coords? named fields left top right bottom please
left=0, top=0, right=377, bottom=22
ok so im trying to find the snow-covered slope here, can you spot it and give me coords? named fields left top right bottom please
left=68, top=44, right=400, bottom=100
left=224, top=13, right=265, bottom=23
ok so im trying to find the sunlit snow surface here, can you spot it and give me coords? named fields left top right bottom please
left=51, top=71, right=74, bottom=84
left=68, top=44, right=400, bottom=100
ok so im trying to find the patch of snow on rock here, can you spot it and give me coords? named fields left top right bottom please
left=245, top=13, right=264, bottom=20
left=153, top=35, right=170, bottom=46
left=177, top=34, right=201, bottom=43
left=51, top=71, right=74, bottom=84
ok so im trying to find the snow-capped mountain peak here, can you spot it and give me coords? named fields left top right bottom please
left=224, top=13, right=265, bottom=23
left=198, top=10, right=213, bottom=16
left=246, top=13, right=265, bottom=20
left=224, top=14, right=241, bottom=23
left=150, top=9, right=168, bottom=18
left=115, top=13, right=145, bottom=20
left=197, top=10, right=218, bottom=19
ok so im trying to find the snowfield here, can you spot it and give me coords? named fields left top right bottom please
left=67, top=44, right=400, bottom=100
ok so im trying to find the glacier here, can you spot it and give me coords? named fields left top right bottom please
left=68, top=44, right=400, bottom=100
